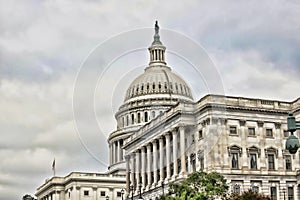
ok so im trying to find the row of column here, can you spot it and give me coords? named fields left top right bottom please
left=150, top=49, right=165, bottom=62
left=40, top=191, right=61, bottom=200
left=125, top=126, right=187, bottom=193
left=110, top=139, right=124, bottom=165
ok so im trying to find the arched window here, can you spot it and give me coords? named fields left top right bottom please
left=136, top=85, right=139, bottom=94
left=152, top=82, right=155, bottom=90
left=227, top=145, right=242, bottom=169
left=141, top=84, right=144, bottom=93
left=144, top=112, right=148, bottom=122
left=152, top=111, right=155, bottom=118
left=169, top=82, right=173, bottom=90
left=131, top=114, right=134, bottom=125
left=137, top=113, right=141, bottom=123
left=158, top=82, right=161, bottom=91
left=126, top=115, right=129, bottom=126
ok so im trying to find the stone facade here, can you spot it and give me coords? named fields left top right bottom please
left=35, top=172, right=126, bottom=200
left=123, top=95, right=300, bottom=199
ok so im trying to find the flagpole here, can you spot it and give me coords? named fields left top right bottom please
left=52, top=158, right=56, bottom=177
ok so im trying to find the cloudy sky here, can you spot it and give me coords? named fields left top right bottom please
left=1, top=0, right=300, bottom=199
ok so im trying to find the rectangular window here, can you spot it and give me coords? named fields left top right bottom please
left=117, top=192, right=122, bottom=197
left=270, top=187, right=277, bottom=200
left=288, top=187, right=294, bottom=200
left=200, top=157, right=204, bottom=170
left=191, top=159, right=196, bottom=172
left=252, top=186, right=259, bottom=193
left=286, top=155, right=292, bottom=171
left=231, top=153, right=239, bottom=169
left=191, top=134, right=195, bottom=143
left=131, top=114, right=134, bottom=125
left=284, top=130, right=289, bottom=138
left=233, top=185, right=240, bottom=194
left=199, top=130, right=203, bottom=139
left=230, top=126, right=237, bottom=135
left=248, top=127, right=255, bottom=136
left=266, top=129, right=273, bottom=137
left=100, top=191, right=106, bottom=197
left=250, top=154, right=257, bottom=170
left=268, top=154, right=275, bottom=170
left=84, top=190, right=89, bottom=196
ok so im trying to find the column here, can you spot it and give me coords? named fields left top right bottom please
left=240, top=120, right=248, bottom=169
left=165, top=133, right=171, bottom=180
left=258, top=121, right=266, bottom=169
left=117, top=140, right=121, bottom=163
left=109, top=143, right=112, bottom=165
left=72, top=186, right=77, bottom=200
left=114, top=141, right=118, bottom=163
left=112, top=142, right=115, bottom=164
left=136, top=150, right=141, bottom=189
left=159, top=137, right=164, bottom=183
left=153, top=140, right=158, bottom=185
left=132, top=153, right=136, bottom=190
left=76, top=186, right=80, bottom=200
left=52, top=192, right=56, bottom=200
left=146, top=144, right=152, bottom=189
left=120, top=140, right=124, bottom=161
left=141, top=146, right=146, bottom=189
left=179, top=126, right=186, bottom=175
left=93, top=187, right=97, bottom=200
left=172, top=130, right=178, bottom=178
left=125, top=155, right=130, bottom=195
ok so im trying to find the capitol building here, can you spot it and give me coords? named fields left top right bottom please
left=36, top=22, right=300, bottom=200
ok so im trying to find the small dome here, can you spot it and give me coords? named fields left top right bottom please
left=124, top=65, right=193, bottom=103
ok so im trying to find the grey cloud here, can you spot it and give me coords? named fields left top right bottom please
left=0, top=0, right=300, bottom=199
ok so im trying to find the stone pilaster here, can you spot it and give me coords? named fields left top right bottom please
left=165, top=133, right=171, bottom=180
left=179, top=126, right=186, bottom=175
left=172, top=129, right=178, bottom=178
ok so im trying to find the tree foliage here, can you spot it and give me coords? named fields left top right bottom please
left=226, top=190, right=271, bottom=200
left=159, top=171, right=229, bottom=200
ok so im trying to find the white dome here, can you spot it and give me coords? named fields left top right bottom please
left=124, top=65, right=193, bottom=103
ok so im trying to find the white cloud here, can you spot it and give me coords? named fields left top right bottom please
left=0, top=0, right=299, bottom=199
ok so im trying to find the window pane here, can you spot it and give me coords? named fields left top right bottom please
left=270, top=187, right=277, bottom=200
left=230, top=126, right=237, bottom=134
left=233, top=185, right=240, bottom=194
left=268, top=155, right=275, bottom=170
left=250, top=154, right=257, bottom=169
left=266, top=129, right=273, bottom=137
left=288, top=187, right=294, bottom=200
left=232, top=153, right=238, bottom=169
left=286, top=155, right=292, bottom=170
left=248, top=127, right=255, bottom=136
left=252, top=186, right=259, bottom=193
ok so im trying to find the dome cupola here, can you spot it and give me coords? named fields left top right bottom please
left=124, top=21, right=193, bottom=104
left=114, top=21, right=194, bottom=130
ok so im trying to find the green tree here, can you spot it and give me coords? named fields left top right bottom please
left=227, top=190, right=271, bottom=200
left=159, top=171, right=229, bottom=200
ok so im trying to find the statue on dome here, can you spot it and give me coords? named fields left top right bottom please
left=155, top=20, right=159, bottom=35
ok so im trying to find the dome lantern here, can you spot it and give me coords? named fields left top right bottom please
left=148, top=21, right=166, bottom=66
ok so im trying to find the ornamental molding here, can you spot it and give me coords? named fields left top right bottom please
left=264, top=147, right=278, bottom=158
left=257, top=121, right=264, bottom=127
left=227, top=145, right=243, bottom=157
left=239, top=120, right=246, bottom=126
left=246, top=146, right=261, bottom=158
